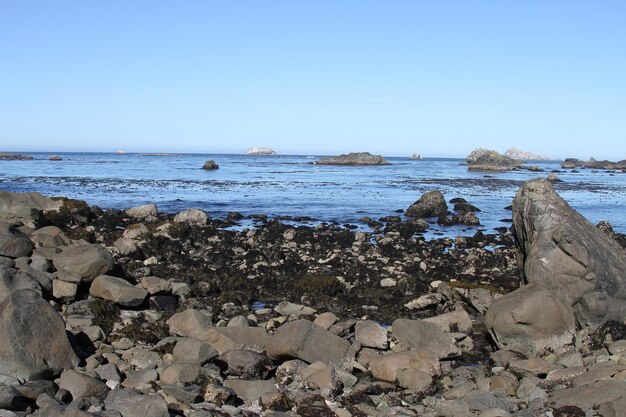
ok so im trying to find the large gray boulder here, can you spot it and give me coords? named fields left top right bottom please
left=486, top=179, right=626, bottom=355
left=104, top=389, right=169, bottom=417
left=405, top=190, right=447, bottom=218
left=512, top=179, right=626, bottom=326
left=315, top=152, right=390, bottom=166
left=0, top=224, right=32, bottom=258
left=0, top=191, right=62, bottom=227
left=267, top=319, right=354, bottom=367
left=391, top=318, right=460, bottom=359
left=89, top=275, right=149, bottom=307
left=0, top=289, right=79, bottom=381
left=485, top=282, right=575, bottom=356
left=466, top=148, right=522, bottom=171
left=52, top=243, right=114, bottom=283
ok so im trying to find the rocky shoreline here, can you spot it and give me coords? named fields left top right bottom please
left=1, top=183, right=626, bottom=417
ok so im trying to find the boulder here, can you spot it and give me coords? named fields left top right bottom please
left=167, top=309, right=213, bottom=338
left=58, top=369, right=108, bottom=401
left=511, top=179, right=626, bottom=327
left=199, top=327, right=270, bottom=354
left=202, top=160, right=219, bottom=170
left=0, top=265, right=41, bottom=302
left=405, top=190, right=447, bottom=218
left=125, top=204, right=158, bottom=222
left=0, top=289, right=79, bottom=381
left=49, top=155, right=63, bottom=161
left=172, top=338, right=218, bottom=365
left=466, top=148, right=522, bottom=171
left=223, top=379, right=279, bottom=402
left=267, top=319, right=354, bottom=367
left=314, top=152, right=390, bottom=166
left=548, top=380, right=626, bottom=410
left=89, top=275, right=148, bottom=307
left=355, top=320, right=388, bottom=350
left=0, top=225, right=32, bottom=258
left=0, top=191, right=62, bottom=227
left=30, top=225, right=71, bottom=248
left=52, top=243, right=114, bottom=283
left=173, top=208, right=208, bottom=226
left=104, top=389, right=169, bottom=417
left=391, top=318, right=460, bottom=358
left=485, top=282, right=575, bottom=356
left=219, top=349, right=273, bottom=379
left=370, top=349, right=441, bottom=381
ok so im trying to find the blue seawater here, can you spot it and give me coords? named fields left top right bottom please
left=2, top=152, right=626, bottom=238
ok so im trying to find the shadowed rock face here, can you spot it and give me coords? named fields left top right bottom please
left=512, top=179, right=626, bottom=326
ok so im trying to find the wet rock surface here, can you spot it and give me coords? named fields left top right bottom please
left=314, top=152, right=390, bottom=166
left=0, top=187, right=625, bottom=416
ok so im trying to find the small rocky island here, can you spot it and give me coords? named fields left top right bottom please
left=504, top=147, right=550, bottom=161
left=0, top=152, right=33, bottom=160
left=562, top=157, right=626, bottom=170
left=202, top=160, right=219, bottom=170
left=244, top=147, right=277, bottom=155
left=466, top=148, right=523, bottom=171
left=314, top=152, right=390, bottom=166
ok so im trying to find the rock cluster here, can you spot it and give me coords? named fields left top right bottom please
left=562, top=157, right=626, bottom=170
left=0, top=185, right=625, bottom=416
left=314, top=152, right=390, bottom=166
left=0, top=153, right=33, bottom=160
left=244, top=148, right=277, bottom=156
left=504, top=148, right=550, bottom=161
left=466, top=149, right=523, bottom=171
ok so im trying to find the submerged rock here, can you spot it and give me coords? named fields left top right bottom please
left=202, top=159, right=219, bottom=170
left=314, top=152, right=390, bottom=166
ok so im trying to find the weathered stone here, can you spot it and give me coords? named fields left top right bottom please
left=0, top=289, right=79, bottom=381
left=391, top=318, right=460, bottom=358
left=113, top=238, right=137, bottom=256
left=485, top=282, right=575, bottom=356
left=139, top=276, right=171, bottom=295
left=122, top=224, right=148, bottom=240
left=511, top=179, right=626, bottom=327
left=223, top=379, right=279, bottom=403
left=31, top=226, right=70, bottom=248
left=173, top=208, right=208, bottom=226
left=167, top=309, right=213, bottom=338
left=313, top=312, right=337, bottom=329
left=89, top=275, right=148, bottom=307
left=0, top=236, right=33, bottom=258
left=58, top=369, right=108, bottom=401
left=0, top=265, right=41, bottom=302
left=423, top=308, right=472, bottom=333
left=199, top=327, right=269, bottom=354
left=370, top=349, right=441, bottom=381
left=125, top=204, right=158, bottom=222
left=0, top=191, right=62, bottom=227
left=220, top=349, right=272, bottom=379
left=160, top=363, right=200, bottom=385
left=104, top=389, right=169, bottom=417
left=405, top=190, right=447, bottom=218
left=52, top=279, right=78, bottom=302
left=52, top=244, right=113, bottom=282
left=274, top=300, right=316, bottom=317
left=300, top=361, right=342, bottom=395
left=396, top=368, right=433, bottom=393
left=548, top=380, right=626, bottom=410
left=267, top=319, right=354, bottom=367
left=355, top=320, right=388, bottom=350
left=172, top=338, right=218, bottom=365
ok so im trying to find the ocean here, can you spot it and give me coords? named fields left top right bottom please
left=2, top=152, right=626, bottom=238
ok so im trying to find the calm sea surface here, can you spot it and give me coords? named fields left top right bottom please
left=2, top=152, right=626, bottom=238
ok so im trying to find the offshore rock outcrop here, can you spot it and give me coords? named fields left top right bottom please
left=466, top=148, right=523, bottom=171
left=244, top=147, right=277, bottom=155
left=562, top=157, right=626, bottom=170
left=314, top=152, right=390, bottom=166
left=504, top=147, right=550, bottom=161
left=0, top=153, right=33, bottom=160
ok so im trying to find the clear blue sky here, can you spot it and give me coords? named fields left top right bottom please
left=1, top=1, right=625, bottom=159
